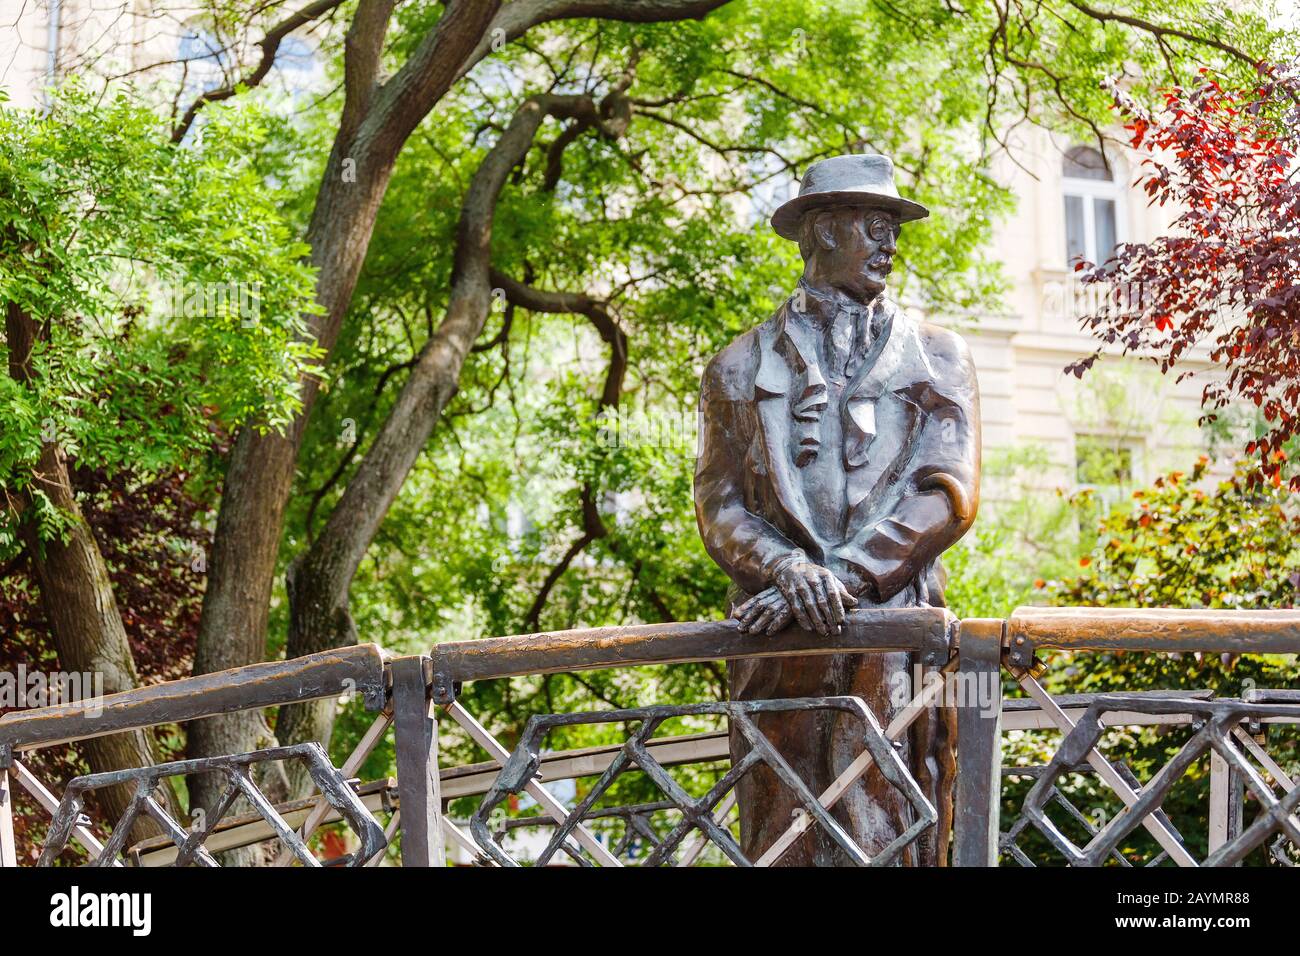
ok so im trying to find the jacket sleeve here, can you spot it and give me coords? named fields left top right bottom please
left=830, top=326, right=980, bottom=602
left=694, top=356, right=805, bottom=596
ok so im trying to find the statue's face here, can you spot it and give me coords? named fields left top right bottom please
left=806, top=206, right=900, bottom=299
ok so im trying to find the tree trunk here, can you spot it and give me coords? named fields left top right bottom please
left=276, top=95, right=585, bottom=787
left=188, top=0, right=728, bottom=807
left=185, top=140, right=399, bottom=832
left=6, top=303, right=174, bottom=843
left=185, top=7, right=502, bottom=816
left=23, top=447, right=176, bottom=842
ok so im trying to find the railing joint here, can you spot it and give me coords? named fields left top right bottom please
left=1007, top=632, right=1035, bottom=670
left=427, top=649, right=458, bottom=704
left=921, top=617, right=952, bottom=668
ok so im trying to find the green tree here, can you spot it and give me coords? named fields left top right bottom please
left=1048, top=457, right=1300, bottom=611
left=0, top=85, right=319, bottom=830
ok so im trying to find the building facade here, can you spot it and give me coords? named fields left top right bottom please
left=952, top=128, right=1229, bottom=505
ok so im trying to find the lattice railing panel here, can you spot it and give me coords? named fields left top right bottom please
left=1001, top=692, right=1300, bottom=867
left=465, top=697, right=936, bottom=867
left=38, top=743, right=386, bottom=867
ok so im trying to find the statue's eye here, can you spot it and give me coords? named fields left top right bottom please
left=867, top=217, right=892, bottom=242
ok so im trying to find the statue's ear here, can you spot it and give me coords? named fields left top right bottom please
left=812, top=210, right=838, bottom=251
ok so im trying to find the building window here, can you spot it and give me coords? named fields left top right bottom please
left=1062, top=145, right=1121, bottom=268
left=1074, top=433, right=1142, bottom=546
left=1075, top=434, right=1134, bottom=490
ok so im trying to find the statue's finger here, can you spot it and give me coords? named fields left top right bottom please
left=798, top=582, right=829, bottom=635
left=766, top=606, right=793, bottom=634
left=831, top=577, right=859, bottom=607
left=752, top=608, right=777, bottom=633
left=825, top=576, right=846, bottom=623
left=811, top=577, right=836, bottom=632
left=775, top=579, right=799, bottom=614
left=789, top=584, right=816, bottom=632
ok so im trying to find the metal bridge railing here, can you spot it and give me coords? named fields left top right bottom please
left=0, top=606, right=1297, bottom=867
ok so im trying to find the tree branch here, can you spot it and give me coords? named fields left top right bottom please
left=490, top=267, right=626, bottom=407
left=1065, top=0, right=1262, bottom=71
left=303, top=352, right=419, bottom=543
left=339, top=0, right=401, bottom=141
left=454, top=0, right=730, bottom=85
left=522, top=486, right=606, bottom=631
left=490, top=269, right=629, bottom=629
left=171, top=0, right=346, bottom=142
left=360, top=0, right=503, bottom=163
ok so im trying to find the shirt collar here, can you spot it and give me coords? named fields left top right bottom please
left=793, top=277, right=871, bottom=326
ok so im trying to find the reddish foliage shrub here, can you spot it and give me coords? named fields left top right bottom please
left=1069, top=64, right=1300, bottom=488
left=0, top=467, right=211, bottom=858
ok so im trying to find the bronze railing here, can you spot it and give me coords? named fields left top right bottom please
left=0, top=606, right=1297, bottom=867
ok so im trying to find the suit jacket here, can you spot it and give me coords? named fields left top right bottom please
left=694, top=290, right=980, bottom=606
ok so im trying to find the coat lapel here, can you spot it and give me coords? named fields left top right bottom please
left=842, top=301, right=927, bottom=533
left=753, top=303, right=822, bottom=556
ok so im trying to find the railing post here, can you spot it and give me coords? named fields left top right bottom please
left=1227, top=755, right=1245, bottom=861
left=1209, top=735, right=1246, bottom=864
left=1208, top=749, right=1230, bottom=856
left=952, top=619, right=1003, bottom=867
left=0, top=748, right=16, bottom=868
left=391, top=655, right=445, bottom=867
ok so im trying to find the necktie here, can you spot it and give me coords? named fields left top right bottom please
left=829, top=308, right=864, bottom=382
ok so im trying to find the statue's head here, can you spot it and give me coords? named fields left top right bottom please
left=770, top=153, right=928, bottom=299
left=796, top=205, right=899, bottom=299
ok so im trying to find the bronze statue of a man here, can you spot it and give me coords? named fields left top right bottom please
left=694, top=154, right=980, bottom=865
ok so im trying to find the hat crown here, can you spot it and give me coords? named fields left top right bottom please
left=769, top=152, right=927, bottom=239
left=798, top=154, right=900, bottom=202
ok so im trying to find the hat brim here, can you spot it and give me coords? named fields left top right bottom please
left=770, top=191, right=929, bottom=240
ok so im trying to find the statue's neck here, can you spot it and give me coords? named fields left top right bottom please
left=797, top=276, right=880, bottom=316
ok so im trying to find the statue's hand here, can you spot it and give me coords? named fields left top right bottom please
left=773, top=559, right=858, bottom=635
left=734, top=587, right=792, bottom=635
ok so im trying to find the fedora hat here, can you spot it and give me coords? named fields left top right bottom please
left=770, top=153, right=928, bottom=240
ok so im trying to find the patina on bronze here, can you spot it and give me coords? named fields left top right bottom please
left=694, top=153, right=981, bottom=865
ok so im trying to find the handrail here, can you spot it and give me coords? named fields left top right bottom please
left=0, top=644, right=388, bottom=752
left=4, top=606, right=1300, bottom=755
left=428, top=607, right=954, bottom=690
left=5, top=605, right=1300, bottom=867
left=1007, top=606, right=1300, bottom=654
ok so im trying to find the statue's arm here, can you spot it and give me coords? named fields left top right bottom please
left=694, top=389, right=803, bottom=597
left=832, top=328, right=981, bottom=602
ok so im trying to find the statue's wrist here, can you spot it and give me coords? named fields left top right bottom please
left=768, top=550, right=808, bottom=582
